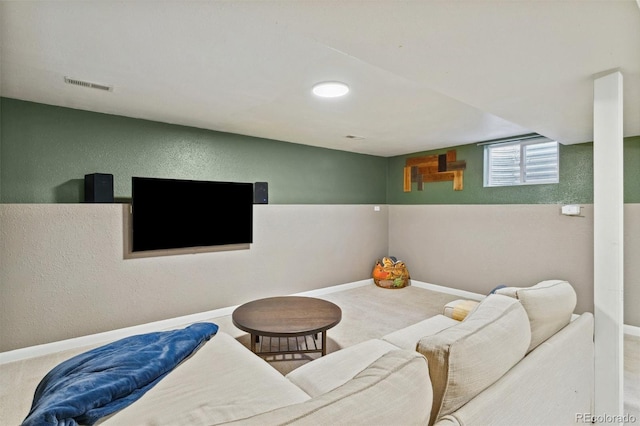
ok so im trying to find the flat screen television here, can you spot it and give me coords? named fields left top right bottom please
left=131, top=177, right=253, bottom=252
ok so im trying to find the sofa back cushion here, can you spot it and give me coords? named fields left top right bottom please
left=417, top=294, right=530, bottom=425
left=286, top=338, right=399, bottom=397
left=495, top=280, right=577, bottom=352
left=224, top=350, right=433, bottom=425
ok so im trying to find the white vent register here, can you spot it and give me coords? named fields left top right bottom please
left=64, top=77, right=113, bottom=92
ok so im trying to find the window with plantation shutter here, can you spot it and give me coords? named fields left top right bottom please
left=483, top=137, right=559, bottom=187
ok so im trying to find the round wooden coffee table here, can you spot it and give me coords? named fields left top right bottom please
left=232, top=296, right=342, bottom=357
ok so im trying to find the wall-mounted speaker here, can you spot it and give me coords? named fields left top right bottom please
left=254, top=182, right=268, bottom=204
left=84, top=173, right=114, bottom=203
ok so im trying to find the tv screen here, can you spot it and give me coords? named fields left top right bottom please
left=132, top=177, right=253, bottom=252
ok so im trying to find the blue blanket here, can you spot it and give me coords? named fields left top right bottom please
left=22, top=322, right=218, bottom=426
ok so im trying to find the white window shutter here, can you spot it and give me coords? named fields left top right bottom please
left=484, top=138, right=559, bottom=187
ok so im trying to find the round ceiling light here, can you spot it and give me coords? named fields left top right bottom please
left=312, top=81, right=350, bottom=98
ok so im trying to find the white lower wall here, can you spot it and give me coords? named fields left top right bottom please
left=2, top=203, right=638, bottom=353
left=0, top=278, right=482, bottom=364
left=0, top=204, right=389, bottom=352
left=624, top=205, right=640, bottom=328
left=389, top=204, right=640, bottom=324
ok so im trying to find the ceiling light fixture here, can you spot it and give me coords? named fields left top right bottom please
left=312, top=81, right=349, bottom=98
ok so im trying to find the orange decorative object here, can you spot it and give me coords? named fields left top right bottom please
left=372, top=262, right=389, bottom=281
left=372, top=257, right=410, bottom=289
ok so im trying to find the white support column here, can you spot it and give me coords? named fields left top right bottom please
left=593, top=71, right=624, bottom=423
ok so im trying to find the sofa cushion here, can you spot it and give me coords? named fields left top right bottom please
left=101, top=332, right=310, bottom=425
left=495, top=280, right=576, bottom=352
left=286, top=338, right=399, bottom=397
left=433, top=313, right=594, bottom=426
left=417, top=294, right=531, bottom=425
left=443, top=299, right=480, bottom=321
left=225, top=350, right=433, bottom=425
left=381, top=314, right=458, bottom=350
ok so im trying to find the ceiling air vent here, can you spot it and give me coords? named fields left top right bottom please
left=64, top=77, right=113, bottom=92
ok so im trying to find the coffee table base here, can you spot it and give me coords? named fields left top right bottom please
left=251, top=331, right=328, bottom=357
left=232, top=296, right=341, bottom=359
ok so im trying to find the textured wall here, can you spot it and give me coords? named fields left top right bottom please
left=2, top=98, right=639, bottom=352
left=0, top=204, right=389, bottom=351
left=625, top=136, right=640, bottom=202
left=0, top=98, right=387, bottom=204
left=3, top=97, right=638, bottom=206
left=387, top=136, right=640, bottom=204
left=625, top=206, right=640, bottom=327
left=388, top=204, right=640, bottom=326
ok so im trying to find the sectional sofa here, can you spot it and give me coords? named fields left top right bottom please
left=83, top=279, right=592, bottom=425
left=14, top=280, right=592, bottom=425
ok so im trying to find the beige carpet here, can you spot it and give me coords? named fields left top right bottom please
left=214, top=284, right=462, bottom=375
left=625, top=334, right=640, bottom=424
left=2, top=284, right=639, bottom=425
left=0, top=284, right=458, bottom=425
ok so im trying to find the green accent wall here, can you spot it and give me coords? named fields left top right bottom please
left=1, top=97, right=638, bottom=205
left=0, top=98, right=387, bottom=204
left=625, top=135, right=640, bottom=202
left=387, top=136, right=640, bottom=204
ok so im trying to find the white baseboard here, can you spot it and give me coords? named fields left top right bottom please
left=2, top=279, right=635, bottom=365
left=410, top=280, right=485, bottom=301
left=0, top=280, right=373, bottom=365
left=412, top=281, right=640, bottom=334
left=625, top=324, right=640, bottom=337
left=0, top=305, right=240, bottom=366
left=293, top=279, right=371, bottom=297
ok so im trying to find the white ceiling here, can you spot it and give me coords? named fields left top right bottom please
left=1, top=1, right=639, bottom=157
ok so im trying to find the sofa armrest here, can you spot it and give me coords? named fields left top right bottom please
left=438, top=312, right=594, bottom=426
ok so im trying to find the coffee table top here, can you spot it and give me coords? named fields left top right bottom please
left=232, top=296, right=342, bottom=337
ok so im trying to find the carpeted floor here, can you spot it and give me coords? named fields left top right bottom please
left=2, top=284, right=638, bottom=425
left=213, top=284, right=462, bottom=375
left=215, top=284, right=640, bottom=424
left=625, top=334, right=640, bottom=424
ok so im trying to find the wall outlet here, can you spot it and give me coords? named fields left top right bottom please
left=561, top=205, right=581, bottom=216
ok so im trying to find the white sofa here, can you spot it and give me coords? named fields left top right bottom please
left=99, top=334, right=433, bottom=425
left=384, top=280, right=594, bottom=426
left=96, top=279, right=593, bottom=426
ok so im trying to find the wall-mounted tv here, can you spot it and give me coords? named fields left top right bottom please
left=131, top=177, right=253, bottom=252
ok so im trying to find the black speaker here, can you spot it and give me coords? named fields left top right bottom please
left=84, top=173, right=114, bottom=203
left=254, top=182, right=268, bottom=204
